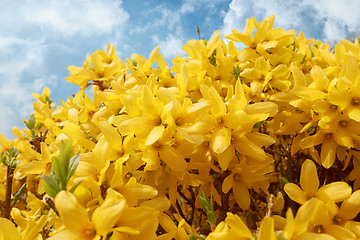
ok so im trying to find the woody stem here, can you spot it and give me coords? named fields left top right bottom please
left=4, top=165, right=14, bottom=219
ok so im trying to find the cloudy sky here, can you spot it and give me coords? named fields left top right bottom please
left=1, top=0, right=360, bottom=139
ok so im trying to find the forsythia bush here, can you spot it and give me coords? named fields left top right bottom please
left=1, top=15, right=360, bottom=239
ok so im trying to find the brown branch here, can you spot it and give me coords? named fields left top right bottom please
left=4, top=165, right=14, bottom=219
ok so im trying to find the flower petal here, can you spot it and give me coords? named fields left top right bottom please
left=258, top=216, right=275, bottom=240
left=54, top=191, right=91, bottom=233
left=233, top=180, right=250, bottom=210
left=320, top=140, right=337, bottom=169
left=218, top=145, right=235, bottom=171
left=92, top=189, right=126, bottom=236
left=317, top=182, right=351, bottom=203
left=339, top=190, right=360, bottom=220
left=300, top=159, right=319, bottom=195
left=211, top=127, right=231, bottom=154
left=0, top=218, right=21, bottom=240
left=284, top=183, right=306, bottom=205
left=222, top=174, right=234, bottom=194
left=224, top=213, right=253, bottom=239
left=325, top=224, right=356, bottom=240
left=145, top=125, right=165, bottom=146
left=348, top=106, right=360, bottom=122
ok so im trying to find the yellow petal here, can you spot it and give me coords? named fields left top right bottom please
left=47, top=230, right=80, bottom=240
left=290, top=65, right=307, bottom=86
left=328, top=90, right=350, bottom=110
left=245, top=102, right=278, bottom=117
left=339, top=190, right=360, bottom=220
left=347, top=221, right=360, bottom=238
left=325, top=224, right=357, bottom=240
left=118, top=178, right=158, bottom=200
left=20, top=161, right=47, bottom=175
left=222, top=174, right=234, bottom=194
left=0, top=218, right=21, bottom=240
left=258, top=217, right=275, bottom=240
left=177, top=128, right=204, bottom=145
left=316, top=182, right=351, bottom=203
left=118, top=117, right=153, bottom=137
left=225, top=29, right=253, bottom=45
left=310, top=65, right=329, bottom=91
left=140, top=196, right=170, bottom=212
left=296, top=232, right=336, bottom=240
left=211, top=127, right=232, bottom=154
left=54, top=191, right=92, bottom=233
left=22, top=215, right=48, bottom=240
left=97, top=120, right=123, bottom=152
left=234, top=136, right=267, bottom=161
left=333, top=128, right=353, bottom=148
left=62, top=122, right=87, bottom=141
left=145, top=125, right=165, bottom=146
left=209, top=86, right=226, bottom=116
left=92, top=189, right=126, bottom=236
left=217, top=145, right=235, bottom=171
left=300, top=159, right=319, bottom=195
left=91, top=52, right=104, bottom=74
left=142, top=85, right=161, bottom=117
left=246, top=132, right=276, bottom=147
left=68, top=108, right=79, bottom=124
left=300, top=132, right=325, bottom=149
left=293, top=85, right=327, bottom=99
left=321, top=140, right=337, bottom=168
left=284, top=183, right=306, bottom=204
left=283, top=208, right=294, bottom=239
left=224, top=213, right=253, bottom=239
left=294, top=198, right=321, bottom=233
left=233, top=180, right=250, bottom=210
left=348, top=106, right=360, bottom=122
left=159, top=146, right=187, bottom=174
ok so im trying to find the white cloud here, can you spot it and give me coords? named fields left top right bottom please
left=21, top=0, right=129, bottom=37
left=0, top=0, right=130, bottom=139
left=222, top=0, right=360, bottom=43
left=152, top=34, right=185, bottom=60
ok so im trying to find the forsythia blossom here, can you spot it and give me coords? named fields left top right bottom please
left=0, top=15, right=360, bottom=239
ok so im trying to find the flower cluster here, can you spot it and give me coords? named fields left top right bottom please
left=1, top=15, right=360, bottom=239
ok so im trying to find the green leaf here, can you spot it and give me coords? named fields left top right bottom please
left=35, top=122, right=44, bottom=129
left=232, top=66, right=241, bottom=81
left=11, top=183, right=26, bottom=207
left=280, top=177, right=289, bottom=187
left=40, top=175, right=60, bottom=198
left=69, top=180, right=83, bottom=193
left=253, top=120, right=268, bottom=128
left=0, top=152, right=6, bottom=165
left=199, top=191, right=216, bottom=226
left=207, top=211, right=216, bottom=224
left=67, top=154, right=80, bottom=182
left=199, top=192, right=211, bottom=212
left=52, top=156, right=67, bottom=190
left=8, top=147, right=18, bottom=159
left=51, top=141, right=74, bottom=190
left=28, top=115, right=36, bottom=129
left=59, top=141, right=73, bottom=167
left=210, top=49, right=217, bottom=66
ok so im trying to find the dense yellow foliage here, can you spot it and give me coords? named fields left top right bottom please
left=1, top=15, right=360, bottom=239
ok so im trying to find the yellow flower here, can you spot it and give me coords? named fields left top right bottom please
left=222, top=158, right=270, bottom=210
left=284, top=159, right=351, bottom=205
left=0, top=218, right=21, bottom=240
left=329, top=75, right=360, bottom=122
left=206, top=212, right=253, bottom=240
left=50, top=189, right=126, bottom=239
left=258, top=216, right=276, bottom=240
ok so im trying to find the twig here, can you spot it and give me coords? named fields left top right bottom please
left=4, top=165, right=14, bottom=219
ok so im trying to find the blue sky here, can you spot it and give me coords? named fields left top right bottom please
left=1, top=0, right=360, bottom=139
